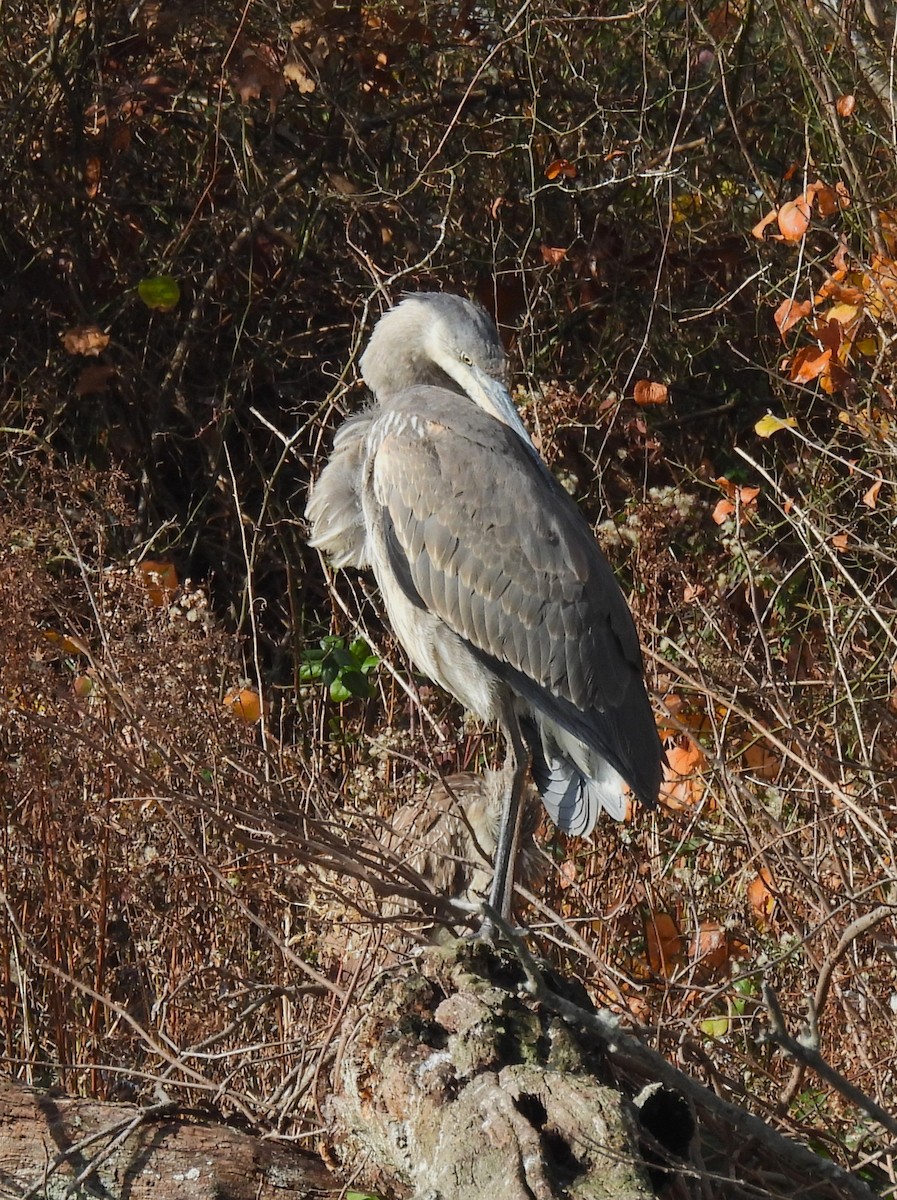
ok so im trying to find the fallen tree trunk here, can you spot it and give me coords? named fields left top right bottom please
left=0, top=939, right=881, bottom=1199
left=325, top=939, right=881, bottom=1200
left=0, top=1080, right=339, bottom=1200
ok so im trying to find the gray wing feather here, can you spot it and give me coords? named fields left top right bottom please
left=306, top=411, right=374, bottom=569
left=370, top=392, right=658, bottom=802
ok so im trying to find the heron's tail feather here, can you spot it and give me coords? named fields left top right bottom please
left=523, top=716, right=630, bottom=836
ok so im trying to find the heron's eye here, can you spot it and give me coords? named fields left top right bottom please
left=460, top=352, right=473, bottom=366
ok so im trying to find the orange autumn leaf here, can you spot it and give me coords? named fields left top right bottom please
left=633, top=379, right=669, bottom=406
left=135, top=559, right=179, bottom=606
left=714, top=478, right=758, bottom=506
left=645, top=910, right=684, bottom=977
left=788, top=345, right=832, bottom=384
left=712, top=498, right=734, bottom=524
left=831, top=532, right=850, bottom=552
left=778, top=197, right=811, bottom=242
left=774, top=297, right=812, bottom=340
left=748, top=868, right=776, bottom=920
left=836, top=93, right=855, bottom=118
left=540, top=244, right=568, bottom=265
left=751, top=208, right=779, bottom=240
left=545, top=158, right=577, bottom=180
left=862, top=475, right=883, bottom=509
left=814, top=271, right=863, bottom=306
left=657, top=693, right=712, bottom=738
left=713, top=479, right=759, bottom=523
left=659, top=741, right=706, bottom=810
left=223, top=685, right=263, bottom=724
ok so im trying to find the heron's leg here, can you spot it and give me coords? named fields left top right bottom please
left=486, top=713, right=530, bottom=927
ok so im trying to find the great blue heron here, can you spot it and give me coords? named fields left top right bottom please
left=306, top=292, right=664, bottom=923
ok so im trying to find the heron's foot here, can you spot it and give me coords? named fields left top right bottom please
left=475, top=904, right=525, bottom=946
left=477, top=916, right=499, bottom=944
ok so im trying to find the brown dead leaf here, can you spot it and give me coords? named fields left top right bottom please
left=645, top=910, right=684, bottom=977
left=831, top=532, right=850, bottom=552
left=691, top=921, right=731, bottom=977
left=633, top=379, right=669, bottom=407
left=540, top=244, right=568, bottom=266
left=747, top=867, right=776, bottom=921
left=774, top=297, right=812, bottom=340
left=836, top=94, right=856, bottom=118
left=558, top=859, right=577, bottom=890
left=742, top=741, right=780, bottom=780
left=231, top=46, right=286, bottom=110
left=811, top=180, right=851, bottom=218
left=283, top=58, right=316, bottom=93
left=84, top=155, right=102, bottom=198
left=75, top=364, right=116, bottom=396
left=62, top=326, right=110, bottom=356
left=42, top=629, right=91, bottom=657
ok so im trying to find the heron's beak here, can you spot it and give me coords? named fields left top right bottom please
left=467, top=366, right=534, bottom=451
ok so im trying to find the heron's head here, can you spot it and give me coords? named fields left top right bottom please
left=360, top=293, right=532, bottom=445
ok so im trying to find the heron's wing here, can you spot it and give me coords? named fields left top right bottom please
left=306, top=411, right=374, bottom=569
left=371, top=395, right=661, bottom=805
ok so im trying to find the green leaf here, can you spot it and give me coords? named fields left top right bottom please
left=733, top=975, right=759, bottom=997
left=700, top=1015, right=730, bottom=1038
left=138, top=275, right=181, bottom=311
